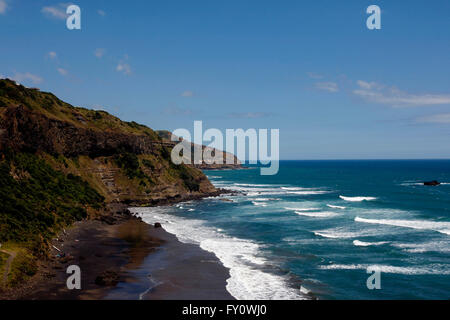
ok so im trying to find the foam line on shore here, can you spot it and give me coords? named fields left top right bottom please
left=133, top=207, right=306, bottom=300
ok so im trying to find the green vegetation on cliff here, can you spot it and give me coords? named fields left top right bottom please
left=0, top=78, right=217, bottom=288
left=0, top=151, right=104, bottom=250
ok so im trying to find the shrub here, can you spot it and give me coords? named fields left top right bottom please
left=0, top=152, right=104, bottom=248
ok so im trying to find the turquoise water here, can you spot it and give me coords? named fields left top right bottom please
left=134, top=160, right=450, bottom=300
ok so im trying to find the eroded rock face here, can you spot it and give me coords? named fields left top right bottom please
left=1, top=106, right=158, bottom=157
left=156, top=130, right=243, bottom=170
left=0, top=104, right=217, bottom=205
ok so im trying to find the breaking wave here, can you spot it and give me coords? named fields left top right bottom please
left=355, top=217, right=450, bottom=236
left=339, top=196, right=377, bottom=202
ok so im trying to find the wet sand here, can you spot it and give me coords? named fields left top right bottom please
left=9, top=211, right=233, bottom=300
left=106, top=228, right=234, bottom=300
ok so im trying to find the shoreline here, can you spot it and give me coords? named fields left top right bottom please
left=1, top=192, right=235, bottom=300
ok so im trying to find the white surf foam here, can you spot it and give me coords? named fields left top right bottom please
left=252, top=201, right=268, bottom=207
left=355, top=217, right=450, bottom=236
left=235, top=183, right=281, bottom=187
left=326, top=204, right=346, bottom=210
left=284, top=207, right=320, bottom=212
left=222, top=184, right=330, bottom=197
left=319, top=264, right=450, bottom=275
left=132, top=207, right=306, bottom=300
left=339, top=195, right=377, bottom=202
left=313, top=227, right=383, bottom=239
left=314, top=231, right=357, bottom=239
left=295, top=211, right=338, bottom=218
left=392, top=241, right=450, bottom=253
left=253, top=198, right=281, bottom=202
left=288, top=191, right=329, bottom=195
left=281, top=187, right=314, bottom=191
left=353, top=240, right=389, bottom=247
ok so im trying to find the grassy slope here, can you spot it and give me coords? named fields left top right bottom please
left=0, top=79, right=160, bottom=140
left=0, top=79, right=214, bottom=289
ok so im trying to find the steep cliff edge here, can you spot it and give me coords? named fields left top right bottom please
left=156, top=130, right=243, bottom=170
left=0, top=79, right=217, bottom=205
left=0, top=79, right=221, bottom=287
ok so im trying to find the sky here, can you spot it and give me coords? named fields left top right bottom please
left=1, top=0, right=450, bottom=160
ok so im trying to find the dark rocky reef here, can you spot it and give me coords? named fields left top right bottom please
left=424, top=180, right=440, bottom=186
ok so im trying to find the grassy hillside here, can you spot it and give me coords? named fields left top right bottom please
left=0, top=79, right=160, bottom=140
left=0, top=150, right=104, bottom=249
left=0, top=78, right=218, bottom=289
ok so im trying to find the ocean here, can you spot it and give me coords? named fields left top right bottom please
left=132, top=160, right=450, bottom=300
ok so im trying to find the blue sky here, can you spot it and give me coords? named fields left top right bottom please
left=1, top=0, right=450, bottom=159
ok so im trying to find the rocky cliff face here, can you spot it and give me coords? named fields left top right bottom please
left=156, top=130, right=243, bottom=170
left=0, top=105, right=159, bottom=157
left=0, top=79, right=217, bottom=206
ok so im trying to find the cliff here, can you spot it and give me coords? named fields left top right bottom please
left=156, top=130, right=243, bottom=170
left=0, top=79, right=220, bottom=258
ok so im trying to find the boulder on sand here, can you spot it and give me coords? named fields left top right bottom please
left=154, top=222, right=162, bottom=228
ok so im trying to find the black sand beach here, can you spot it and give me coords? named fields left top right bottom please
left=4, top=209, right=233, bottom=300
left=106, top=228, right=234, bottom=300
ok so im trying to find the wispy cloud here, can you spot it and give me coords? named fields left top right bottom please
left=94, top=48, right=106, bottom=58
left=0, top=0, right=8, bottom=14
left=227, top=112, right=273, bottom=119
left=57, top=68, right=68, bottom=76
left=41, top=3, right=70, bottom=20
left=416, top=113, right=450, bottom=124
left=315, top=82, right=339, bottom=93
left=162, top=106, right=196, bottom=116
left=353, top=80, right=450, bottom=107
left=116, top=55, right=132, bottom=75
left=97, top=9, right=106, bottom=16
left=181, top=90, right=194, bottom=97
left=11, top=72, right=43, bottom=85
left=116, top=62, right=131, bottom=75
left=47, top=51, right=57, bottom=59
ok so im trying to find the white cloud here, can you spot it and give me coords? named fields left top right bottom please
left=57, top=68, right=68, bottom=76
left=315, top=82, right=339, bottom=93
left=116, top=62, right=131, bottom=75
left=48, top=51, right=57, bottom=59
left=0, top=0, right=8, bottom=14
left=97, top=9, right=106, bottom=16
left=181, top=90, right=194, bottom=97
left=416, top=113, right=450, bottom=124
left=41, top=3, right=70, bottom=20
left=94, top=48, right=106, bottom=58
left=356, top=80, right=378, bottom=90
left=11, top=72, right=43, bottom=85
left=353, top=80, right=450, bottom=107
